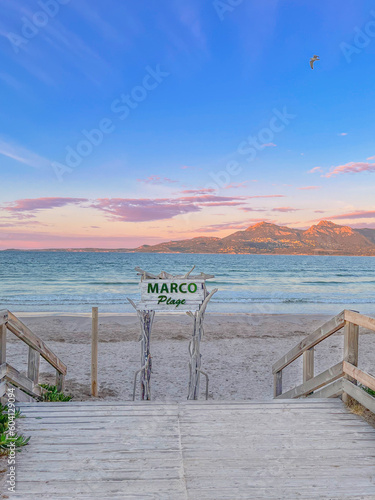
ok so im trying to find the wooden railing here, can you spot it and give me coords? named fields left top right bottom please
left=0, top=310, right=67, bottom=402
left=272, top=309, right=375, bottom=413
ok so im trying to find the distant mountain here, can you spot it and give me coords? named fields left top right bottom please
left=357, top=228, right=375, bottom=245
left=133, top=221, right=375, bottom=255
left=3, top=221, right=375, bottom=255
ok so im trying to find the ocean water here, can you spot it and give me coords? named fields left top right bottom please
left=0, top=251, right=374, bottom=315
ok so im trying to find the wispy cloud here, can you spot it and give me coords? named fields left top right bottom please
left=91, top=194, right=252, bottom=222
left=262, top=143, right=277, bottom=148
left=1, top=197, right=87, bottom=219
left=298, top=186, right=321, bottom=190
left=272, top=206, right=300, bottom=212
left=0, top=137, right=50, bottom=168
left=328, top=210, right=375, bottom=220
left=338, top=132, right=348, bottom=136
left=180, top=188, right=216, bottom=195
left=309, top=167, right=323, bottom=174
left=137, top=175, right=178, bottom=185
left=324, top=162, right=375, bottom=178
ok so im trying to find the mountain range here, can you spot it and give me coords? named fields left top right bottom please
left=3, top=221, right=375, bottom=255
left=134, top=221, right=375, bottom=255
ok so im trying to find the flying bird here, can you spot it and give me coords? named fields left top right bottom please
left=310, top=55, right=320, bottom=70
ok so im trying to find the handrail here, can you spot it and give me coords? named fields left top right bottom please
left=0, top=310, right=67, bottom=402
left=273, top=309, right=375, bottom=415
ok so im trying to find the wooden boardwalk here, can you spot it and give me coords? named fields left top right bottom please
left=11, top=399, right=375, bottom=499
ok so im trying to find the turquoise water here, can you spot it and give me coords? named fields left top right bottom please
left=0, top=252, right=374, bottom=314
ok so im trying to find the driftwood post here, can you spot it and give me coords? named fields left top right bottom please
left=187, top=288, right=217, bottom=400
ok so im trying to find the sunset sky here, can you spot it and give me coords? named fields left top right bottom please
left=1, top=0, right=375, bottom=249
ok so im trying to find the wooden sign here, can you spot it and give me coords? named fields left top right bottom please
left=139, top=279, right=206, bottom=311
left=128, top=266, right=218, bottom=401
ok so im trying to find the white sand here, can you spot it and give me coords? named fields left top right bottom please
left=6, top=312, right=375, bottom=401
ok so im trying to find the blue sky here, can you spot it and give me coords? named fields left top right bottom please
left=0, top=0, right=375, bottom=248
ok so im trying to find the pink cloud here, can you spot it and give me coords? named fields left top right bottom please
left=298, top=186, right=321, bottom=190
left=309, top=167, right=323, bottom=174
left=1, top=197, right=87, bottom=219
left=367, top=155, right=375, bottom=160
left=224, top=182, right=248, bottom=189
left=262, top=143, right=277, bottom=148
left=91, top=194, right=252, bottom=222
left=137, top=175, right=178, bottom=185
left=248, top=195, right=285, bottom=199
left=328, top=210, right=375, bottom=220
left=325, top=162, right=375, bottom=178
left=180, top=188, right=216, bottom=195
left=272, top=207, right=300, bottom=212
left=241, top=207, right=268, bottom=212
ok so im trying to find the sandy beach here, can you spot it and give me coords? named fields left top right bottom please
left=5, top=312, right=375, bottom=402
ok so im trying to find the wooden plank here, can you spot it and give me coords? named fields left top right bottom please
left=0, top=310, right=8, bottom=326
left=342, top=379, right=375, bottom=414
left=5, top=363, right=42, bottom=399
left=7, top=311, right=67, bottom=375
left=91, top=306, right=98, bottom=397
left=27, top=347, right=40, bottom=384
left=276, top=362, right=344, bottom=399
left=344, top=310, right=375, bottom=332
left=343, top=361, right=375, bottom=392
left=272, top=310, right=345, bottom=374
left=303, top=347, right=314, bottom=383
left=0, top=323, right=6, bottom=365
left=306, top=379, right=343, bottom=399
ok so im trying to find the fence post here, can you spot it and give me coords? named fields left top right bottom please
left=91, top=307, right=99, bottom=397
left=342, top=321, right=359, bottom=404
left=274, top=371, right=282, bottom=398
left=303, top=348, right=314, bottom=383
left=28, top=347, right=40, bottom=385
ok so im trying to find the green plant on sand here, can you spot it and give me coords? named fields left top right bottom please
left=40, top=384, right=73, bottom=402
left=0, top=403, right=30, bottom=455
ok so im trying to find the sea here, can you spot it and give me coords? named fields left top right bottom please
left=0, top=251, right=374, bottom=315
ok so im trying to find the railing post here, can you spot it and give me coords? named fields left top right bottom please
left=0, top=324, right=6, bottom=365
left=91, top=307, right=99, bottom=397
left=28, top=347, right=40, bottom=385
left=303, top=348, right=314, bottom=383
left=342, top=321, right=359, bottom=404
left=56, top=371, right=64, bottom=393
left=274, top=370, right=282, bottom=398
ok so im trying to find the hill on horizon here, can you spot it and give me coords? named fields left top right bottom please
left=133, top=220, right=375, bottom=256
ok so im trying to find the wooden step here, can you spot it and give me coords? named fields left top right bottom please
left=8, top=399, right=375, bottom=499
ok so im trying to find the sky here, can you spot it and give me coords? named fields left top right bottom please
left=0, top=0, right=375, bottom=249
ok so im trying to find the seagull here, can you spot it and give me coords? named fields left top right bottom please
left=310, top=55, right=320, bottom=69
